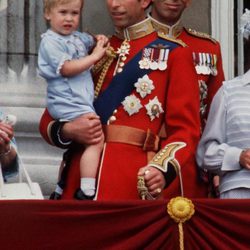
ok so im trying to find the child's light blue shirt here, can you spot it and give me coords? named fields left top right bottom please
left=38, top=29, right=96, bottom=120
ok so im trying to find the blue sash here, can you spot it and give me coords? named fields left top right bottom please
left=94, top=38, right=179, bottom=124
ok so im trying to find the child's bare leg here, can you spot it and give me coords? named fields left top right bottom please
left=73, top=112, right=104, bottom=197
left=79, top=133, right=104, bottom=197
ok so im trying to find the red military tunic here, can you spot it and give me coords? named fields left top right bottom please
left=149, top=15, right=225, bottom=128
left=40, top=18, right=207, bottom=200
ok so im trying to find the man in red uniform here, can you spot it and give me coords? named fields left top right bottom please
left=149, top=0, right=225, bottom=196
left=149, top=0, right=225, bottom=127
left=40, top=0, right=207, bottom=200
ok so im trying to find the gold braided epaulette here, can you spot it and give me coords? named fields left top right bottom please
left=157, top=32, right=187, bottom=47
left=185, top=27, right=218, bottom=44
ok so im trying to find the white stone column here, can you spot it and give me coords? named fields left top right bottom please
left=211, top=0, right=235, bottom=80
left=0, top=1, right=62, bottom=196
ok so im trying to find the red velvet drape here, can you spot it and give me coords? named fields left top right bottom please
left=0, top=199, right=249, bottom=250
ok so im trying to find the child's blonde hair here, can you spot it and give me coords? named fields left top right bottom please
left=43, top=0, right=83, bottom=14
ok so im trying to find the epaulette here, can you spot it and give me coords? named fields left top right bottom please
left=157, top=32, right=187, bottom=47
left=185, top=28, right=218, bottom=44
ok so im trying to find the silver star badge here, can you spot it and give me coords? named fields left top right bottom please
left=134, top=74, right=155, bottom=98
left=122, top=94, right=142, bottom=116
left=145, top=96, right=164, bottom=121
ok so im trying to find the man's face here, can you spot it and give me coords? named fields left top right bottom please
left=151, top=0, right=190, bottom=26
left=106, top=0, right=151, bottom=29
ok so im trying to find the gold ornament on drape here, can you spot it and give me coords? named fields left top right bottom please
left=167, top=196, right=195, bottom=250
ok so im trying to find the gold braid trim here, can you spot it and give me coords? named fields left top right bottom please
left=94, top=46, right=117, bottom=98
left=184, top=27, right=218, bottom=44
left=148, top=142, right=186, bottom=172
left=167, top=197, right=195, bottom=250
left=157, top=32, right=187, bottom=47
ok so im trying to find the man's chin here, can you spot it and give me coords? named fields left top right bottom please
left=113, top=21, right=129, bottom=29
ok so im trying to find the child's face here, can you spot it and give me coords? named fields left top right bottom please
left=45, top=0, right=82, bottom=36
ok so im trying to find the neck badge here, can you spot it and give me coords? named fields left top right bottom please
left=115, top=40, right=130, bottom=74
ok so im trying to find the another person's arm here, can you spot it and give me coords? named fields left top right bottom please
left=138, top=47, right=201, bottom=197
left=39, top=109, right=103, bottom=148
left=0, top=122, right=18, bottom=176
left=60, top=38, right=108, bottom=77
left=196, top=87, right=243, bottom=174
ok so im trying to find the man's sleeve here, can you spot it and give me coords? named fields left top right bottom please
left=149, top=47, right=201, bottom=186
left=39, top=109, right=71, bottom=149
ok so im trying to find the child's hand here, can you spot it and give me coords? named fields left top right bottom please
left=95, top=34, right=109, bottom=46
left=91, top=39, right=109, bottom=61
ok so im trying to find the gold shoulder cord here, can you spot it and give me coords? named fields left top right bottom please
left=157, top=32, right=187, bottom=47
left=94, top=46, right=117, bottom=98
left=185, top=28, right=217, bottom=44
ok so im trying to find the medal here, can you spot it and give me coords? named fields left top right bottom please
left=193, top=52, right=201, bottom=74
left=139, top=58, right=150, bottom=69
left=139, top=45, right=169, bottom=71
left=158, top=48, right=169, bottom=70
left=211, top=54, right=218, bottom=76
left=206, top=53, right=212, bottom=75
left=134, top=74, right=155, bottom=98
left=158, top=61, right=167, bottom=71
left=199, top=53, right=206, bottom=75
left=203, top=53, right=210, bottom=75
left=122, top=94, right=142, bottom=116
left=145, top=96, right=164, bottom=121
left=149, top=61, right=158, bottom=70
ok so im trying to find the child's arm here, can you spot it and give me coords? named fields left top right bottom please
left=60, top=38, right=108, bottom=77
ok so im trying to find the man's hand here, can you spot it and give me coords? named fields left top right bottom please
left=240, top=149, right=250, bottom=170
left=138, top=166, right=166, bottom=199
left=61, top=113, right=103, bottom=145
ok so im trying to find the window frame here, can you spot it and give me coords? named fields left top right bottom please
left=211, top=0, right=247, bottom=79
left=211, top=0, right=235, bottom=80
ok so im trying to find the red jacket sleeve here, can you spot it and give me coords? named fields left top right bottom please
left=149, top=47, right=200, bottom=181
